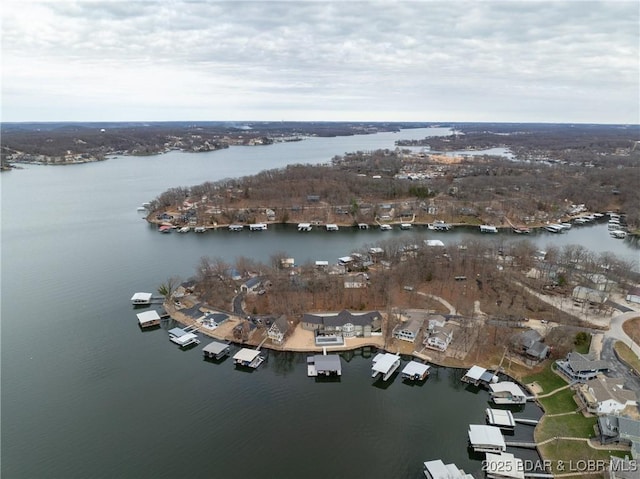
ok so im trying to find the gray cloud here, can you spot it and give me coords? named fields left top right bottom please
left=2, top=0, right=638, bottom=122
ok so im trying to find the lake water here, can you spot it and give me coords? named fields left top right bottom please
left=1, top=127, right=635, bottom=479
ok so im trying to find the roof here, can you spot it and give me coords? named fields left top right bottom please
left=423, top=459, right=474, bottom=479
left=583, top=375, right=637, bottom=405
left=202, top=341, right=229, bottom=355
left=468, top=424, right=506, bottom=448
left=480, top=371, right=498, bottom=384
left=396, top=318, right=423, bottom=334
left=490, top=382, right=526, bottom=397
left=486, top=408, right=515, bottom=427
left=131, top=292, right=152, bottom=301
left=233, top=348, right=261, bottom=362
left=270, top=316, right=289, bottom=334
left=464, top=365, right=486, bottom=381
left=136, top=310, right=161, bottom=325
left=168, top=327, right=187, bottom=337
left=372, top=353, right=401, bottom=374
left=484, top=452, right=524, bottom=479
left=402, top=361, right=430, bottom=377
left=312, top=354, right=342, bottom=372
left=172, top=332, right=198, bottom=345
left=567, top=352, right=609, bottom=373
left=244, top=277, right=261, bottom=288
left=302, top=310, right=382, bottom=328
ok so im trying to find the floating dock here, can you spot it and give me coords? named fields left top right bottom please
left=233, top=348, right=265, bottom=368
left=485, top=408, right=515, bottom=430
left=168, top=327, right=200, bottom=348
left=371, top=353, right=401, bottom=381
left=307, top=354, right=342, bottom=377
left=202, top=341, right=231, bottom=360
left=136, top=310, right=161, bottom=328
left=401, top=361, right=430, bottom=381
left=489, top=382, right=528, bottom=405
left=468, top=424, right=506, bottom=453
left=131, top=292, right=153, bottom=305
left=461, top=365, right=498, bottom=387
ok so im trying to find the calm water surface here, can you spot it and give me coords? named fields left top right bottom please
left=1, top=128, right=634, bottom=479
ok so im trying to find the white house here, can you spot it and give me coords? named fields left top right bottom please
left=577, top=374, right=638, bottom=415
left=626, top=287, right=640, bottom=304
left=425, top=324, right=453, bottom=351
left=267, top=316, right=290, bottom=345
left=392, top=318, right=424, bottom=343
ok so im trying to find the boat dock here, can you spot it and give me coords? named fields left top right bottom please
left=233, top=348, right=265, bottom=368
left=468, top=424, right=506, bottom=453
left=461, top=365, right=498, bottom=387
left=401, top=361, right=430, bottom=381
left=307, top=351, right=342, bottom=377
left=136, top=310, right=161, bottom=328
left=202, top=340, right=231, bottom=360
left=485, top=408, right=515, bottom=430
left=489, top=382, right=528, bottom=405
left=371, top=353, right=401, bottom=381
left=131, top=292, right=153, bottom=305
left=168, top=326, right=200, bottom=348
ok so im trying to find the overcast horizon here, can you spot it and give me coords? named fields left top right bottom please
left=2, top=1, right=639, bottom=124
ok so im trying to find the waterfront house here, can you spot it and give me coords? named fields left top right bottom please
left=131, top=292, right=152, bottom=305
left=556, top=352, right=609, bottom=382
left=489, top=382, right=527, bottom=405
left=136, top=310, right=161, bottom=328
left=307, top=354, right=342, bottom=377
left=423, top=459, right=474, bottom=479
left=468, top=424, right=506, bottom=453
left=598, top=415, right=640, bottom=459
left=424, top=323, right=453, bottom=352
left=393, top=318, right=424, bottom=343
left=267, top=315, right=290, bottom=345
left=301, top=310, right=382, bottom=338
left=371, top=353, right=401, bottom=381
left=576, top=374, right=638, bottom=415
left=343, top=274, right=368, bottom=289
left=202, top=341, right=231, bottom=360
left=511, top=329, right=549, bottom=364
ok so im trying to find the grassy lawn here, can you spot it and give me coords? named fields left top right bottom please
left=575, top=336, right=592, bottom=354
left=614, top=341, right=640, bottom=375
left=538, top=387, right=579, bottom=414
left=522, top=362, right=568, bottom=393
left=536, top=413, right=597, bottom=442
left=538, top=440, right=628, bottom=475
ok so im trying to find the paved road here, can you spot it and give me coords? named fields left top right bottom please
left=600, top=337, right=640, bottom=390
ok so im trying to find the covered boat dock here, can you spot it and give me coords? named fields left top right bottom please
left=307, top=354, right=342, bottom=377
left=202, top=341, right=231, bottom=360
left=168, top=327, right=200, bottom=348
left=371, top=353, right=401, bottom=381
left=485, top=408, right=515, bottom=430
left=233, top=348, right=265, bottom=368
left=136, top=310, right=161, bottom=328
left=401, top=361, right=430, bottom=381
left=468, top=424, right=506, bottom=453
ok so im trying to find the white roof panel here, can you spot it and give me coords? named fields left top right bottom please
left=233, top=348, right=261, bottom=362
left=402, top=361, right=430, bottom=377
left=372, top=353, right=400, bottom=374
left=490, top=382, right=525, bottom=396
left=464, top=365, right=486, bottom=381
left=468, top=425, right=505, bottom=448
left=136, top=310, right=161, bottom=324
left=131, top=292, right=152, bottom=301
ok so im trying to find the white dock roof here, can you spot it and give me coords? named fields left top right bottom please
left=402, top=361, right=430, bottom=377
left=468, top=425, right=506, bottom=449
left=172, top=332, right=198, bottom=346
left=484, top=452, right=525, bottom=479
left=490, top=382, right=526, bottom=396
left=131, top=292, right=152, bottom=302
left=233, top=348, right=261, bottom=362
left=372, top=353, right=401, bottom=374
left=486, top=408, right=515, bottom=428
left=464, top=365, right=486, bottom=381
left=202, top=341, right=229, bottom=355
left=136, top=310, right=160, bottom=325
left=423, top=460, right=474, bottom=479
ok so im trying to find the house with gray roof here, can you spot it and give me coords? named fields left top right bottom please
left=267, top=315, right=290, bottom=345
left=301, top=310, right=382, bottom=338
left=241, top=276, right=262, bottom=293
left=511, top=329, right=549, bottom=364
left=577, top=374, right=638, bottom=415
left=392, top=318, right=424, bottom=343
left=572, top=285, right=609, bottom=305
left=556, top=351, right=609, bottom=382
left=598, top=416, right=640, bottom=459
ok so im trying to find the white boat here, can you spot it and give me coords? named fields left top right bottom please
left=560, top=223, right=572, bottom=230
left=610, top=230, right=627, bottom=239
left=544, top=224, right=564, bottom=233
left=297, top=223, right=312, bottom=232
left=379, top=224, right=392, bottom=231
left=480, top=225, right=498, bottom=233
left=428, top=220, right=452, bottom=231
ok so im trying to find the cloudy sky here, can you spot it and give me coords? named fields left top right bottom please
left=2, top=1, right=638, bottom=123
